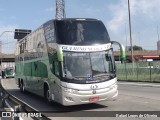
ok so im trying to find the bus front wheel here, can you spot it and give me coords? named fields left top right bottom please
left=44, top=84, right=52, bottom=104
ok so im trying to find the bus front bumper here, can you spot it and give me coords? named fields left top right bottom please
left=61, top=84, right=118, bottom=106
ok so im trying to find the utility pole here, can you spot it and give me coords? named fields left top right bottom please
left=56, top=0, right=66, bottom=19
left=157, top=26, right=160, bottom=50
left=128, top=0, right=134, bottom=63
left=138, top=32, right=140, bottom=47
left=125, top=23, right=128, bottom=51
left=157, top=26, right=160, bottom=41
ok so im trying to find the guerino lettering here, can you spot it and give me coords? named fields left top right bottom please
left=60, top=44, right=111, bottom=52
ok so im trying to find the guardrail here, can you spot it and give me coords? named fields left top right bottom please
left=0, top=79, right=51, bottom=120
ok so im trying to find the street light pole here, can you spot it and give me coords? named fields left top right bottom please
left=125, top=23, right=128, bottom=51
left=0, top=31, right=14, bottom=38
left=128, top=0, right=134, bottom=63
left=0, top=30, right=31, bottom=74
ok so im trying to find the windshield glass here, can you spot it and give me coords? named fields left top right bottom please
left=56, top=20, right=110, bottom=45
left=5, top=68, right=14, bottom=75
left=63, top=50, right=114, bottom=80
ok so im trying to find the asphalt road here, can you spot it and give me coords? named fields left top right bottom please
left=1, top=78, right=160, bottom=120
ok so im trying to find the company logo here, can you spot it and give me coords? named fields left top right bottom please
left=2, top=112, right=11, bottom=117
left=87, top=74, right=92, bottom=80
left=92, top=90, right=96, bottom=94
left=90, top=85, right=98, bottom=90
left=60, top=43, right=111, bottom=52
left=1, top=112, right=42, bottom=117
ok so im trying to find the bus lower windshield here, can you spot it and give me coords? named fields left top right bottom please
left=63, top=50, right=115, bottom=80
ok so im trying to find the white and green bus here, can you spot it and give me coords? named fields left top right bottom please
left=15, top=18, right=125, bottom=106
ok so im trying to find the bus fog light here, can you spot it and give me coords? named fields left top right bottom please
left=70, top=89, right=78, bottom=93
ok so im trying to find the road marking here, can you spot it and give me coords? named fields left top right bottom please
left=118, top=82, right=160, bottom=87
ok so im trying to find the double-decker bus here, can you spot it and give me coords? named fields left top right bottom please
left=15, top=18, right=125, bottom=106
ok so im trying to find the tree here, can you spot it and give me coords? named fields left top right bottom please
left=129, top=45, right=143, bottom=51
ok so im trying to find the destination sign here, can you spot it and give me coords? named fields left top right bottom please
left=59, top=43, right=111, bottom=52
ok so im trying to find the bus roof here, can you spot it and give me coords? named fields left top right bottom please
left=44, top=18, right=99, bottom=23
left=43, top=18, right=110, bottom=45
left=17, top=18, right=111, bottom=45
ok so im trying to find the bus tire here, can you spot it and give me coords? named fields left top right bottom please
left=44, top=84, right=52, bottom=104
left=20, top=80, right=25, bottom=93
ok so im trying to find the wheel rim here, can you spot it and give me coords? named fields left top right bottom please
left=22, top=84, right=25, bottom=92
left=47, top=90, right=50, bottom=101
left=20, top=82, right=24, bottom=92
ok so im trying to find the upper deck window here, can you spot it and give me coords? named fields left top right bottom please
left=55, top=20, right=110, bottom=45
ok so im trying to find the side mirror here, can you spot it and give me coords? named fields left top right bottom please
left=111, top=41, right=126, bottom=61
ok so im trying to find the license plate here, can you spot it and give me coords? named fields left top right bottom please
left=89, top=96, right=99, bottom=102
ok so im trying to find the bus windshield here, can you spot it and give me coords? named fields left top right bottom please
left=63, top=50, right=115, bottom=80
left=5, top=68, right=14, bottom=74
left=56, top=20, right=110, bottom=45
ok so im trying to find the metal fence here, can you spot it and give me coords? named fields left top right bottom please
left=116, top=61, right=160, bottom=82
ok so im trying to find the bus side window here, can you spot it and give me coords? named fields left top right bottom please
left=52, top=61, right=55, bottom=74
left=52, top=61, right=59, bottom=76
left=55, top=61, right=59, bottom=76
left=105, top=54, right=113, bottom=72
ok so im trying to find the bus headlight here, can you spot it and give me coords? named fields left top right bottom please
left=109, top=84, right=117, bottom=90
left=61, top=86, right=79, bottom=94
